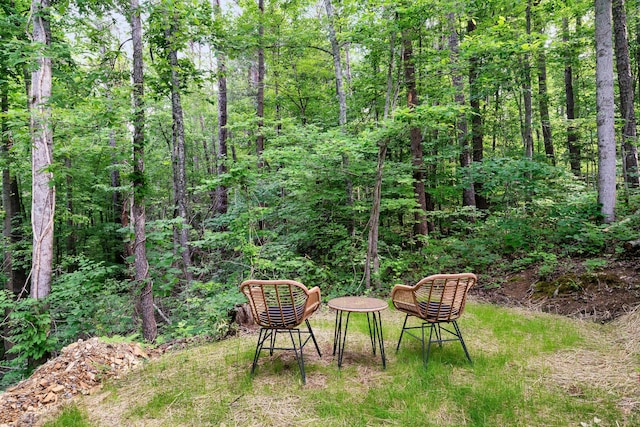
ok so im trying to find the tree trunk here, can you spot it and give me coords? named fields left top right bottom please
left=2, top=83, right=28, bottom=359
left=213, top=0, right=228, bottom=216
left=384, top=19, right=397, bottom=122
left=324, top=0, right=354, bottom=235
left=613, top=0, right=640, bottom=187
left=537, top=48, right=555, bottom=164
left=563, top=17, right=581, bottom=176
left=2, top=88, right=28, bottom=298
left=523, top=0, right=534, bottom=159
left=402, top=29, right=429, bottom=239
left=365, top=142, right=387, bottom=290
left=468, top=19, right=488, bottom=210
left=365, top=14, right=396, bottom=289
left=256, top=0, right=265, bottom=167
left=29, top=0, right=55, bottom=300
left=64, top=156, right=76, bottom=257
left=167, top=23, right=193, bottom=283
left=595, top=0, right=617, bottom=223
left=448, top=13, right=475, bottom=208
left=324, top=0, right=347, bottom=126
left=637, top=0, right=640, bottom=106
left=130, top=0, right=157, bottom=342
left=109, top=129, right=127, bottom=263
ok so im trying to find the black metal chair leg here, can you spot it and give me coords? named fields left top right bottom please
left=396, top=314, right=409, bottom=353
left=425, top=323, right=435, bottom=367
left=288, top=329, right=306, bottom=384
left=252, top=328, right=268, bottom=374
left=306, top=319, right=322, bottom=357
left=453, top=320, right=472, bottom=364
left=269, top=329, right=277, bottom=356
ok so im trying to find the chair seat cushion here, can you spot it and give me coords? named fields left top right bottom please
left=417, top=301, right=458, bottom=320
left=259, top=305, right=305, bottom=327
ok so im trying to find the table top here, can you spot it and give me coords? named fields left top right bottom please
left=327, top=296, right=388, bottom=313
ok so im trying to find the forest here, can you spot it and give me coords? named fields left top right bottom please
left=1, top=0, right=640, bottom=389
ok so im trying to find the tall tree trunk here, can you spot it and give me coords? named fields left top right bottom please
left=256, top=0, right=265, bottom=167
left=324, top=0, right=354, bottom=235
left=563, top=17, right=581, bottom=176
left=468, top=19, right=488, bottom=210
left=109, top=129, right=127, bottom=263
left=2, top=89, right=27, bottom=298
left=613, top=0, right=640, bottom=187
left=537, top=47, right=555, bottom=164
left=523, top=0, right=534, bottom=159
left=636, top=0, right=640, bottom=105
left=537, top=52, right=555, bottom=164
left=29, top=0, right=55, bottom=300
left=448, top=13, right=475, bottom=208
left=214, top=0, right=228, bottom=216
left=167, top=23, right=193, bottom=283
left=365, top=142, right=387, bottom=289
left=533, top=0, right=555, bottom=165
left=384, top=20, right=397, bottom=122
left=595, top=0, right=617, bottom=223
left=402, top=29, right=429, bottom=239
left=365, top=16, right=396, bottom=289
left=324, top=0, right=347, bottom=126
left=130, top=0, right=157, bottom=341
left=64, top=156, right=76, bottom=257
left=2, top=85, right=27, bottom=359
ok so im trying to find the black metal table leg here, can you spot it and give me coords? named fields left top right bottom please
left=332, top=309, right=341, bottom=356
left=373, top=311, right=386, bottom=369
left=327, top=296, right=388, bottom=370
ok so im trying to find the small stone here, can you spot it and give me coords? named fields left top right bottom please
left=41, top=392, right=57, bottom=404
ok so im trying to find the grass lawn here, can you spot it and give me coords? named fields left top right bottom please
left=44, top=301, right=640, bottom=426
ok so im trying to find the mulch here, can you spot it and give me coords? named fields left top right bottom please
left=0, top=338, right=157, bottom=427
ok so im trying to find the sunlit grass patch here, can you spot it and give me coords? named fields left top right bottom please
left=59, top=302, right=640, bottom=426
left=42, top=404, right=92, bottom=427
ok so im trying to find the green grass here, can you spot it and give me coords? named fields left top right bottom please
left=44, top=302, right=639, bottom=426
left=42, top=405, right=92, bottom=427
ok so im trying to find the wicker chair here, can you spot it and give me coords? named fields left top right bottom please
left=240, top=279, right=322, bottom=383
left=391, top=273, right=476, bottom=367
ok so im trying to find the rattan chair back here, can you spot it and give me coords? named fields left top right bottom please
left=240, top=279, right=320, bottom=328
left=391, top=272, right=477, bottom=367
left=392, top=273, right=476, bottom=322
left=239, top=279, right=322, bottom=384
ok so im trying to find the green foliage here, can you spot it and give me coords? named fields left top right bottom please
left=471, top=157, right=580, bottom=209
left=583, top=258, right=608, bottom=273
left=547, top=192, right=607, bottom=255
left=162, top=281, right=245, bottom=339
left=49, top=256, right=132, bottom=345
left=144, top=218, right=189, bottom=296
left=0, top=292, right=56, bottom=387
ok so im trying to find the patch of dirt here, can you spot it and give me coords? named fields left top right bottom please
left=471, top=258, right=640, bottom=322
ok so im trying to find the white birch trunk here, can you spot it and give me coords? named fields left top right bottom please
left=595, top=0, right=617, bottom=223
left=30, top=0, right=55, bottom=299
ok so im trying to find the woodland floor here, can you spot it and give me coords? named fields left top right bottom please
left=1, top=256, right=639, bottom=426
left=471, top=257, right=640, bottom=323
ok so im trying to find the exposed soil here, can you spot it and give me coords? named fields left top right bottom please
left=471, top=258, right=640, bottom=323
